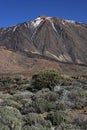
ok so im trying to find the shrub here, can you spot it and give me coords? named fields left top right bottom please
left=47, top=111, right=71, bottom=126
left=23, top=113, right=51, bottom=128
left=0, top=106, right=22, bottom=130
left=74, top=115, right=87, bottom=129
left=56, top=102, right=66, bottom=111
left=33, top=98, right=52, bottom=113
left=55, top=123, right=80, bottom=130
left=1, top=99, right=22, bottom=110
left=31, top=70, right=60, bottom=90
left=22, top=125, right=40, bottom=130
left=0, top=76, right=31, bottom=93
left=21, top=99, right=35, bottom=114
left=74, top=102, right=84, bottom=109
left=31, top=70, right=72, bottom=90
left=0, top=125, right=10, bottom=130
left=22, top=125, right=51, bottom=130
left=34, top=88, right=58, bottom=102
left=68, top=90, right=85, bottom=109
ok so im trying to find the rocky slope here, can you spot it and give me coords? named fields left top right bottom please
left=0, top=16, right=87, bottom=74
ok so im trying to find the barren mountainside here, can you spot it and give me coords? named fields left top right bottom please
left=0, top=16, right=87, bottom=74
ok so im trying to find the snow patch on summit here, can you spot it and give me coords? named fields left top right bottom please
left=65, top=20, right=75, bottom=24
left=62, top=19, right=76, bottom=25
left=31, top=17, right=43, bottom=27
left=13, top=26, right=17, bottom=32
left=47, top=18, right=57, bottom=33
left=51, top=21, right=57, bottom=33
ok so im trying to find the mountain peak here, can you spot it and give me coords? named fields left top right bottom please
left=0, top=16, right=87, bottom=74
left=31, top=17, right=43, bottom=27
left=31, top=15, right=52, bottom=28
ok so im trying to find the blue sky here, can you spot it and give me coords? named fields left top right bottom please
left=0, top=0, right=87, bottom=27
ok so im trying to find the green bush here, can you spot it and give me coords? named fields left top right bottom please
left=55, top=123, right=80, bottom=130
left=78, top=90, right=87, bottom=97
left=47, top=111, right=71, bottom=126
left=0, top=125, right=10, bottom=130
left=56, top=102, right=66, bottom=110
left=74, top=115, right=87, bottom=129
left=22, top=125, right=51, bottom=130
left=33, top=98, right=52, bottom=113
left=34, top=88, right=58, bottom=101
left=31, top=70, right=60, bottom=90
left=21, top=99, right=35, bottom=114
left=1, top=99, right=22, bottom=110
left=22, top=125, right=40, bottom=130
left=74, top=102, right=84, bottom=109
left=0, top=76, right=30, bottom=93
left=23, top=113, right=51, bottom=128
left=31, top=70, right=72, bottom=90
left=68, top=90, right=85, bottom=109
left=0, top=106, right=22, bottom=130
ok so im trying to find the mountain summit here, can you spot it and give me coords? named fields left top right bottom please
left=0, top=16, right=87, bottom=74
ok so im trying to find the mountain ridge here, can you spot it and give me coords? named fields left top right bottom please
left=0, top=16, right=87, bottom=74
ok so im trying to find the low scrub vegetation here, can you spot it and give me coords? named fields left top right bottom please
left=0, top=70, right=87, bottom=130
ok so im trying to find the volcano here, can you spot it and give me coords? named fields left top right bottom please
left=0, top=16, right=87, bottom=75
